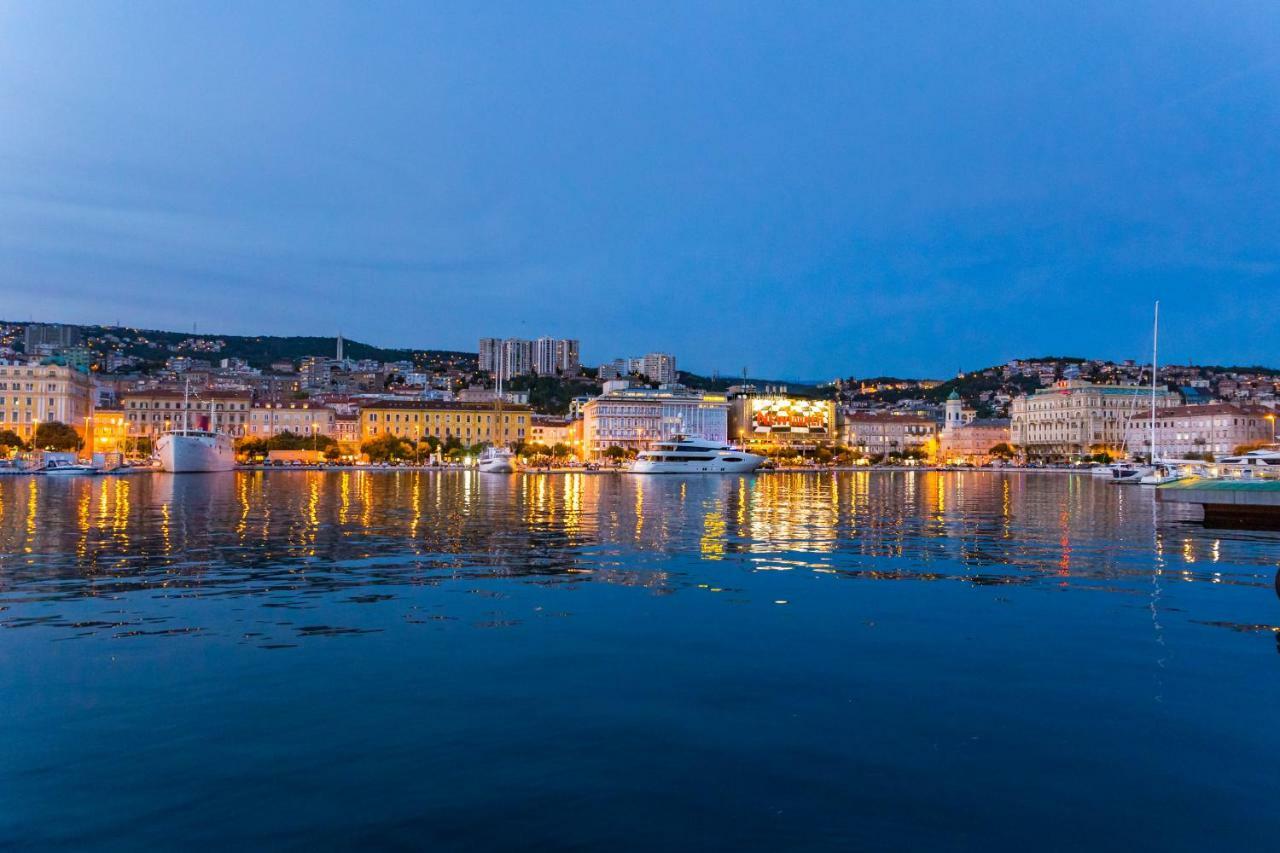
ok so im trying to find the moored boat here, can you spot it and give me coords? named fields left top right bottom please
left=630, top=436, right=765, bottom=474
left=157, top=429, right=236, bottom=473
left=477, top=445, right=517, bottom=474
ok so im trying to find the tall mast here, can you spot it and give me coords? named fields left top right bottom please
left=495, top=350, right=504, bottom=447
left=1150, top=301, right=1158, bottom=463
left=183, top=377, right=190, bottom=432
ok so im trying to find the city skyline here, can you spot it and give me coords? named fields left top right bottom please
left=3, top=3, right=1278, bottom=376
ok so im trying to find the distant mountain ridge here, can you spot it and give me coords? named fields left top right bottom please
left=2, top=320, right=476, bottom=371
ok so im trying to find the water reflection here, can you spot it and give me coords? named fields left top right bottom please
left=2, top=471, right=1278, bottom=638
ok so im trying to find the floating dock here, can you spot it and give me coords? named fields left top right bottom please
left=1157, top=478, right=1280, bottom=529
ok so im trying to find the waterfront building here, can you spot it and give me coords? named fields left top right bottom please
left=0, top=359, right=94, bottom=442
left=728, top=394, right=839, bottom=451
left=1010, top=380, right=1179, bottom=459
left=841, top=412, right=938, bottom=459
left=529, top=415, right=582, bottom=455
left=1124, top=403, right=1276, bottom=459
left=121, top=389, right=252, bottom=438
left=334, top=413, right=361, bottom=446
left=247, top=402, right=337, bottom=438
left=940, top=390, right=1011, bottom=463
left=583, top=386, right=728, bottom=455
left=87, top=408, right=128, bottom=455
left=361, top=400, right=531, bottom=446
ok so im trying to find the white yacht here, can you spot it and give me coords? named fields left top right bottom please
left=1139, top=461, right=1185, bottom=486
left=1105, top=462, right=1146, bottom=484
left=42, top=458, right=101, bottom=476
left=1218, top=448, right=1280, bottom=467
left=156, top=381, right=236, bottom=473
left=630, top=436, right=765, bottom=474
left=477, top=445, right=517, bottom=474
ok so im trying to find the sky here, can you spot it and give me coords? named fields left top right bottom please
left=1, top=1, right=1278, bottom=379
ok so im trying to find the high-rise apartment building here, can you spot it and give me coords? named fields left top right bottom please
left=23, top=323, right=81, bottom=355
left=479, top=336, right=579, bottom=377
left=478, top=338, right=501, bottom=373
left=599, top=352, right=678, bottom=385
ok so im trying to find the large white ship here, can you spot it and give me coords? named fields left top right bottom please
left=155, top=380, right=236, bottom=473
left=157, top=429, right=236, bottom=473
left=630, top=436, right=765, bottom=474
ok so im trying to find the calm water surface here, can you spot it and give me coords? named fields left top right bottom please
left=2, top=471, right=1279, bottom=851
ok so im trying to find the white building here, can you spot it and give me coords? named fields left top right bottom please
left=583, top=386, right=727, bottom=455
left=1011, top=380, right=1179, bottom=459
left=1124, top=403, right=1276, bottom=459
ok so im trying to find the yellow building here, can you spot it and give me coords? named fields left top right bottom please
left=247, top=402, right=336, bottom=437
left=87, top=408, right=129, bottom=455
left=121, top=389, right=253, bottom=437
left=529, top=416, right=580, bottom=449
left=361, top=400, right=532, bottom=446
left=0, top=359, right=94, bottom=441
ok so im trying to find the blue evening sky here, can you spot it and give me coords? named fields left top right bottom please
left=1, top=1, right=1277, bottom=378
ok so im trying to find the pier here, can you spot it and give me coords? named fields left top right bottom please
left=1157, top=478, right=1280, bottom=528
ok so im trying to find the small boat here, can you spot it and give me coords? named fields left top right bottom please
left=477, top=445, right=517, bottom=474
left=630, top=436, right=766, bottom=474
left=1105, top=462, right=1146, bottom=484
left=42, top=459, right=101, bottom=476
left=1139, top=462, right=1186, bottom=486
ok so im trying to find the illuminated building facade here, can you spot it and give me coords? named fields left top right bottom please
left=247, top=402, right=337, bottom=437
left=939, top=390, right=1010, bottom=463
left=1011, top=380, right=1179, bottom=458
left=729, top=395, right=839, bottom=450
left=1124, top=403, right=1276, bottom=458
left=841, top=412, right=938, bottom=458
left=121, top=389, right=252, bottom=437
left=361, top=400, right=531, bottom=446
left=0, top=359, right=94, bottom=441
left=583, top=387, right=728, bottom=455
left=87, top=408, right=128, bottom=454
left=529, top=415, right=582, bottom=452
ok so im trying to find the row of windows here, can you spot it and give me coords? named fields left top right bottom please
left=366, top=412, right=526, bottom=425
left=126, top=400, right=249, bottom=411
left=126, top=412, right=248, bottom=423
left=366, top=426, right=527, bottom=439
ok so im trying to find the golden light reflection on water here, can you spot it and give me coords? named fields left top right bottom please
left=0, top=472, right=1271, bottom=605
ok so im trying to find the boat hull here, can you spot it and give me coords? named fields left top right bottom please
left=157, top=433, right=236, bottom=473
left=630, top=456, right=764, bottom=474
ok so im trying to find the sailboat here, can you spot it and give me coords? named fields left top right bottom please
left=1139, top=301, right=1184, bottom=486
left=477, top=359, right=517, bottom=474
left=156, top=379, right=236, bottom=473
